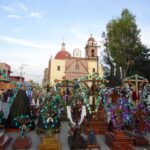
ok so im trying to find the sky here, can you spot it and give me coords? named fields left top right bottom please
left=0, top=0, right=150, bottom=83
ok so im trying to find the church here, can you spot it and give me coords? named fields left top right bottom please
left=43, top=35, right=104, bottom=85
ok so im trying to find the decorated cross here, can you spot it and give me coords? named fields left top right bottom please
left=54, top=79, right=76, bottom=102
left=79, top=74, right=106, bottom=112
left=133, top=103, right=150, bottom=136
left=124, top=74, right=148, bottom=94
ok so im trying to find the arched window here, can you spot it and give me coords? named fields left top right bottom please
left=91, top=49, right=95, bottom=57
left=93, top=68, right=95, bottom=73
left=57, top=66, right=60, bottom=71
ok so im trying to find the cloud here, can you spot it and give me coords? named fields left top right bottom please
left=1, top=3, right=44, bottom=19
left=18, top=3, right=28, bottom=12
left=29, top=11, right=43, bottom=18
left=1, top=2, right=28, bottom=14
left=0, top=36, right=50, bottom=49
left=1, top=5, right=16, bottom=13
left=8, top=14, right=22, bottom=19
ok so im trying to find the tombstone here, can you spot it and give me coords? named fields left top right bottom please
left=105, top=130, right=134, bottom=150
left=12, top=117, right=32, bottom=149
left=12, top=136, right=32, bottom=149
left=80, top=74, right=108, bottom=134
left=39, top=135, right=61, bottom=150
left=133, top=104, right=149, bottom=147
left=84, top=103, right=108, bottom=134
left=105, top=98, right=134, bottom=150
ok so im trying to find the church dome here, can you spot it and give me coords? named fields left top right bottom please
left=55, top=51, right=71, bottom=59
left=55, top=42, right=71, bottom=59
left=73, top=48, right=81, bottom=57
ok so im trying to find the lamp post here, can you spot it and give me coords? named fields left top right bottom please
left=96, top=43, right=101, bottom=75
left=97, top=56, right=99, bottom=75
left=19, top=64, right=27, bottom=83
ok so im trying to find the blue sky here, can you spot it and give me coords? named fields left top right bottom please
left=0, top=0, right=150, bottom=83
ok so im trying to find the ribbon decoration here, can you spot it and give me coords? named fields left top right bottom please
left=67, top=105, right=86, bottom=126
left=78, top=106, right=86, bottom=125
left=67, top=106, right=75, bottom=126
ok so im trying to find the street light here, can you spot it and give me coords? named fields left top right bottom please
left=19, top=64, right=28, bottom=83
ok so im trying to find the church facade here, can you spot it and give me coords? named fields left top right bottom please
left=43, top=35, right=103, bottom=85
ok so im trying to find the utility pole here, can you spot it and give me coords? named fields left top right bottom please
left=19, top=64, right=27, bottom=83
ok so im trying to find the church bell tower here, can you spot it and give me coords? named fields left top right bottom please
left=85, top=34, right=98, bottom=59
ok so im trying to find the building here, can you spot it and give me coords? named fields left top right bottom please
left=0, top=63, right=12, bottom=79
left=0, top=63, right=26, bottom=83
left=10, top=76, right=25, bottom=83
left=46, top=35, right=103, bottom=85
left=0, top=63, right=12, bottom=82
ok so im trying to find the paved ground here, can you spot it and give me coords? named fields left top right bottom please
left=4, top=121, right=150, bottom=150
left=2, top=101, right=150, bottom=150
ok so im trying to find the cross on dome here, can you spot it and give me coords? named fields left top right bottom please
left=61, top=41, right=66, bottom=51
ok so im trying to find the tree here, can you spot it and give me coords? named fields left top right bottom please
left=102, top=32, right=122, bottom=87
left=105, top=8, right=144, bottom=79
left=130, top=48, right=150, bottom=81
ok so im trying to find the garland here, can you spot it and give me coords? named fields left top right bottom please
left=39, top=95, right=61, bottom=130
left=13, top=114, right=32, bottom=136
left=81, top=90, right=101, bottom=114
left=78, top=73, right=105, bottom=114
